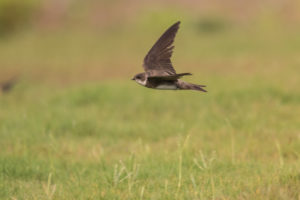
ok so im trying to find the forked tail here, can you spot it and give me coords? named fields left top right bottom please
left=177, top=80, right=207, bottom=92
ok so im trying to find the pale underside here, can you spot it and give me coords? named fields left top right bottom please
left=155, top=84, right=177, bottom=90
left=135, top=78, right=177, bottom=90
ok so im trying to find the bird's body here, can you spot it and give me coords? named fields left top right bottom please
left=134, top=72, right=206, bottom=91
left=140, top=73, right=178, bottom=90
left=132, top=21, right=207, bottom=92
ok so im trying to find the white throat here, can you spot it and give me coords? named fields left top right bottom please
left=135, top=78, right=147, bottom=86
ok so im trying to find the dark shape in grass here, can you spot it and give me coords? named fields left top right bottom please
left=0, top=76, right=18, bottom=93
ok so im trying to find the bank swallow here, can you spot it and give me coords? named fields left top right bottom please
left=132, top=21, right=207, bottom=92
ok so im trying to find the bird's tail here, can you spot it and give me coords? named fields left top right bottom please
left=177, top=80, right=207, bottom=92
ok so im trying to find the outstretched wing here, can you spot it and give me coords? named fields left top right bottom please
left=143, top=21, right=180, bottom=76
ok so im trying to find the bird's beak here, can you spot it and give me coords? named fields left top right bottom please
left=131, top=78, right=135, bottom=80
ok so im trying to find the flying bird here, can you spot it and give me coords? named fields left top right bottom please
left=132, top=21, right=207, bottom=92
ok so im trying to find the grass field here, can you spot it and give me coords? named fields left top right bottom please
left=1, top=5, right=300, bottom=199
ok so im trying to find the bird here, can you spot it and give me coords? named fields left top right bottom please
left=0, top=76, right=18, bottom=93
left=132, top=21, right=207, bottom=92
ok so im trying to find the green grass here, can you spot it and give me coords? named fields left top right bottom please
left=1, top=80, right=299, bottom=199
left=1, top=10, right=300, bottom=199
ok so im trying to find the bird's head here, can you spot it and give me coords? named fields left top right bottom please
left=131, top=73, right=147, bottom=86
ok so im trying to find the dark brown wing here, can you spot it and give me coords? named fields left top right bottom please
left=147, top=73, right=192, bottom=81
left=143, top=21, right=180, bottom=76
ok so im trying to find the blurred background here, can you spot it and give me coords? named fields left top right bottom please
left=1, top=0, right=300, bottom=199
left=0, top=0, right=300, bottom=86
